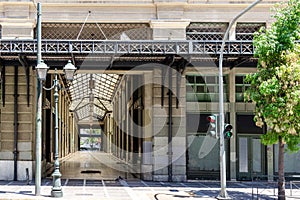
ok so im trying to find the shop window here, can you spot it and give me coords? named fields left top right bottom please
left=186, top=113, right=209, bottom=133
left=186, top=75, right=228, bottom=102
left=235, top=75, right=250, bottom=102
left=274, top=144, right=300, bottom=174
left=236, top=114, right=264, bottom=134
left=186, top=113, right=230, bottom=133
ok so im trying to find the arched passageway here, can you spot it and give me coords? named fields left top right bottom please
left=44, top=55, right=189, bottom=182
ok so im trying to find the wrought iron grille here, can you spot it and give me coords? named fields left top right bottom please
left=35, top=0, right=152, bottom=3
left=0, top=40, right=256, bottom=55
left=38, top=23, right=152, bottom=40
left=186, top=23, right=228, bottom=40
left=236, top=23, right=265, bottom=40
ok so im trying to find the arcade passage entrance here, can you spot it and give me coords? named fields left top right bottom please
left=41, top=52, right=189, bottom=182
left=0, top=38, right=268, bottom=182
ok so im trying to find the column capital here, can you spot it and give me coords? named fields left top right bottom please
left=150, top=20, right=190, bottom=29
left=1, top=21, right=35, bottom=39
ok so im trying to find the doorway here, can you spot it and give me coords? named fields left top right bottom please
left=237, top=136, right=266, bottom=180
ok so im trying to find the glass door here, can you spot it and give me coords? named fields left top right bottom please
left=237, top=136, right=265, bottom=180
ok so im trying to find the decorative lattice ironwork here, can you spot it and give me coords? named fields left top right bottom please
left=39, top=23, right=152, bottom=40
left=0, top=40, right=256, bottom=55
left=236, top=23, right=265, bottom=40
left=186, top=23, right=228, bottom=40
left=38, top=0, right=151, bottom=3
left=188, top=0, right=285, bottom=4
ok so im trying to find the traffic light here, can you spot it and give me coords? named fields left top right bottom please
left=224, top=124, right=233, bottom=139
left=207, top=115, right=218, bottom=139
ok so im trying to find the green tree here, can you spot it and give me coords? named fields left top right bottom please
left=244, top=0, right=300, bottom=199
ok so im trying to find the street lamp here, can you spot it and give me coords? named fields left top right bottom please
left=36, top=60, right=49, bottom=81
left=36, top=60, right=76, bottom=198
left=217, top=1, right=261, bottom=199
left=63, top=60, right=77, bottom=81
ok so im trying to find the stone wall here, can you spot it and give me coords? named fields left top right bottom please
left=152, top=68, right=186, bottom=182
left=0, top=1, right=278, bottom=39
left=0, top=66, right=35, bottom=180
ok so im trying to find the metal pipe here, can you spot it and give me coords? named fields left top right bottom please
left=217, top=0, right=261, bottom=199
left=26, top=67, right=30, bottom=107
left=168, top=66, right=173, bottom=182
left=2, top=64, right=5, bottom=106
left=161, top=68, right=165, bottom=107
left=18, top=55, right=30, bottom=107
left=176, top=65, right=180, bottom=109
left=13, top=65, right=19, bottom=181
left=35, top=2, right=42, bottom=196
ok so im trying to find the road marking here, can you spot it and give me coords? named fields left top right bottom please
left=197, top=182, right=211, bottom=188
left=120, top=179, right=151, bottom=200
left=6, top=181, right=13, bottom=186
left=44, top=180, right=50, bottom=186
left=63, top=179, right=69, bottom=186
left=141, top=180, right=156, bottom=193
left=235, top=182, right=249, bottom=188
left=101, top=180, right=110, bottom=198
left=180, top=182, right=187, bottom=187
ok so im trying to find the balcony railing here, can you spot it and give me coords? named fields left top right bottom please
left=0, top=0, right=285, bottom=3
left=0, top=0, right=152, bottom=3
left=0, top=40, right=255, bottom=56
left=188, top=0, right=286, bottom=3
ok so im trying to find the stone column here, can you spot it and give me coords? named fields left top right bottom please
left=171, top=72, right=186, bottom=182
left=0, top=66, right=35, bottom=180
left=229, top=22, right=237, bottom=40
left=141, top=72, right=153, bottom=180
left=150, top=20, right=190, bottom=40
left=1, top=4, right=34, bottom=39
left=152, top=67, right=187, bottom=182
left=229, top=70, right=237, bottom=180
left=152, top=68, right=168, bottom=181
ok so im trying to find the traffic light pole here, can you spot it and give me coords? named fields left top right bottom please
left=217, top=0, right=261, bottom=199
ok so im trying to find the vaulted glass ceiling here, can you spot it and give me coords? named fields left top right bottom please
left=69, top=73, right=121, bottom=122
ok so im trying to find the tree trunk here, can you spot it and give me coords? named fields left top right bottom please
left=278, top=136, right=285, bottom=200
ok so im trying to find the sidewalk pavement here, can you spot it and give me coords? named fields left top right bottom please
left=1, top=179, right=300, bottom=200
left=2, top=151, right=300, bottom=200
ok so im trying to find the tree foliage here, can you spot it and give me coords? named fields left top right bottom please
left=244, top=0, right=300, bottom=152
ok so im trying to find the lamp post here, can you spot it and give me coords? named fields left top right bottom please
left=217, top=0, right=261, bottom=199
left=35, top=2, right=42, bottom=196
left=36, top=60, right=76, bottom=198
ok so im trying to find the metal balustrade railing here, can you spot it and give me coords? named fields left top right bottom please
left=0, top=0, right=152, bottom=3
left=0, top=0, right=285, bottom=3
left=188, top=0, right=287, bottom=3
left=0, top=40, right=255, bottom=55
left=251, top=174, right=300, bottom=199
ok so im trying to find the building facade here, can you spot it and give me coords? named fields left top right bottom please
left=0, top=0, right=299, bottom=181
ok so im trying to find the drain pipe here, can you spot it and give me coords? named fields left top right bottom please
left=13, top=65, right=19, bottom=181
left=1, top=64, right=5, bottom=106
left=167, top=60, right=174, bottom=182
